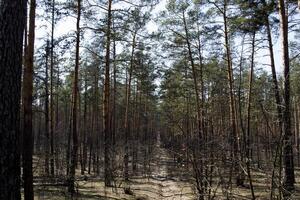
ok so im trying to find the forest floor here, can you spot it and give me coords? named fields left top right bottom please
left=31, top=140, right=300, bottom=200
left=32, top=139, right=196, bottom=199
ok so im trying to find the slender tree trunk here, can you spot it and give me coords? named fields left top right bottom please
left=81, top=75, right=88, bottom=175
left=124, top=31, right=137, bottom=182
left=263, top=3, right=285, bottom=197
left=183, top=11, right=202, bottom=143
left=0, top=0, right=26, bottom=199
left=182, top=10, right=204, bottom=199
left=238, top=35, right=246, bottom=161
left=294, top=99, right=300, bottom=166
left=196, top=18, right=205, bottom=144
left=222, top=0, right=242, bottom=186
left=66, top=93, right=72, bottom=176
left=88, top=104, right=93, bottom=175
left=45, top=41, right=50, bottom=175
left=245, top=32, right=256, bottom=200
left=184, top=65, right=191, bottom=165
left=89, top=67, right=98, bottom=175
left=68, top=0, right=81, bottom=193
left=264, top=1, right=282, bottom=124
left=104, top=0, right=113, bottom=187
left=55, top=67, right=60, bottom=174
left=132, top=81, right=139, bottom=173
left=22, top=0, right=36, bottom=199
left=50, top=0, right=55, bottom=176
left=65, top=91, right=72, bottom=176
left=112, top=37, right=117, bottom=146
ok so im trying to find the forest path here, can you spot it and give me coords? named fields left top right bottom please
left=130, top=135, right=196, bottom=200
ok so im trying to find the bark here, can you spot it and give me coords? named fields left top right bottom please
left=68, top=0, right=81, bottom=193
left=0, top=0, right=27, bottom=199
left=104, top=0, right=113, bottom=187
left=22, top=0, right=36, bottom=199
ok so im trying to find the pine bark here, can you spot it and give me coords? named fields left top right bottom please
left=0, top=0, right=27, bottom=199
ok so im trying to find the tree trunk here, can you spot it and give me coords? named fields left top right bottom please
left=263, top=2, right=285, bottom=197
left=183, top=11, right=202, bottom=144
left=124, top=31, right=137, bottom=182
left=45, top=41, right=50, bottom=175
left=112, top=36, right=117, bottom=146
left=68, top=0, right=81, bottom=193
left=104, top=0, right=113, bottom=187
left=0, top=0, right=26, bottom=199
left=245, top=32, right=256, bottom=200
left=238, top=35, right=246, bottom=160
left=279, top=0, right=295, bottom=193
left=55, top=67, right=60, bottom=173
left=22, top=0, right=36, bottom=199
left=182, top=10, right=204, bottom=199
left=81, top=75, right=88, bottom=175
left=50, top=0, right=55, bottom=176
left=222, top=0, right=242, bottom=186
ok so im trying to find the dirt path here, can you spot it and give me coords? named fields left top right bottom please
left=128, top=135, right=195, bottom=200
left=151, top=142, right=195, bottom=200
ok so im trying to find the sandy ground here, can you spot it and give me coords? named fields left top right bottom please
left=128, top=139, right=196, bottom=200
